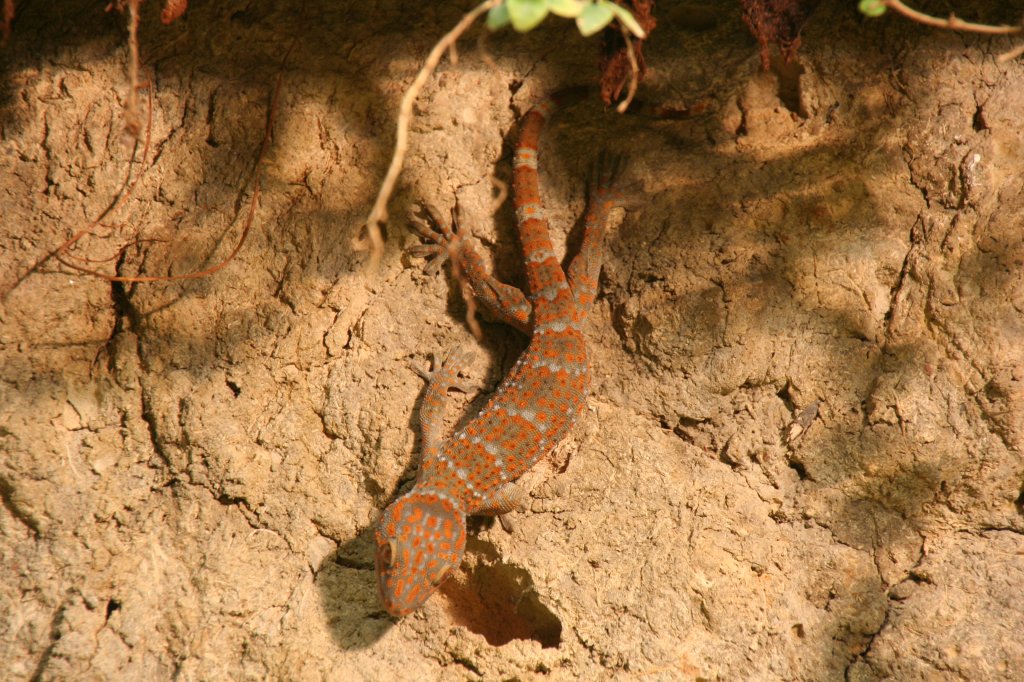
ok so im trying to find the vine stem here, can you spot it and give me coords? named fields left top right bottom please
left=883, top=0, right=1022, bottom=35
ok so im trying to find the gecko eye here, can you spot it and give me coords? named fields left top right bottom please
left=379, top=540, right=397, bottom=568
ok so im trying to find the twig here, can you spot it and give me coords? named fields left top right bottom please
left=883, top=0, right=1022, bottom=35
left=355, top=0, right=500, bottom=273
left=615, top=27, right=639, bottom=114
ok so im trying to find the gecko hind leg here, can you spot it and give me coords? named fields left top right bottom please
left=567, top=152, right=627, bottom=317
left=470, top=481, right=529, bottom=533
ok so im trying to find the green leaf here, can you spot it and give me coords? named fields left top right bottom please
left=486, top=3, right=511, bottom=30
left=576, top=1, right=614, bottom=37
left=606, top=2, right=646, bottom=38
left=508, top=0, right=550, bottom=32
left=549, top=0, right=586, bottom=18
left=858, top=0, right=887, bottom=18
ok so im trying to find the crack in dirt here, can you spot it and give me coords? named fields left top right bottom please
left=27, top=592, right=71, bottom=682
left=209, top=488, right=277, bottom=538
left=901, top=146, right=932, bottom=208
left=812, top=518, right=867, bottom=556
left=107, top=260, right=278, bottom=540
left=843, top=602, right=891, bottom=682
left=972, top=525, right=1024, bottom=537
left=844, top=525, right=928, bottom=680
left=138, top=389, right=173, bottom=469
left=882, top=216, right=922, bottom=340
left=925, top=316, right=1016, bottom=455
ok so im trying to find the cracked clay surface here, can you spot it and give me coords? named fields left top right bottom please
left=1, top=1, right=1022, bottom=679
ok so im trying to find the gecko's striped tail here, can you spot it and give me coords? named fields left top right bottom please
left=511, top=88, right=587, bottom=325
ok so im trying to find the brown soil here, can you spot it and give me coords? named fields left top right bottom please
left=2, top=1, right=1022, bottom=679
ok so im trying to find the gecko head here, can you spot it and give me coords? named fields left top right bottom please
left=374, top=489, right=466, bottom=617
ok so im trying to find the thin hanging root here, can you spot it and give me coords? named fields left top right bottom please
left=55, top=185, right=261, bottom=282
left=355, top=0, right=500, bottom=274
left=0, top=85, right=155, bottom=301
left=57, top=49, right=288, bottom=284
left=5, top=47, right=288, bottom=293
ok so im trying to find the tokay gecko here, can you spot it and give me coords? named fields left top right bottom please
left=375, top=90, right=624, bottom=616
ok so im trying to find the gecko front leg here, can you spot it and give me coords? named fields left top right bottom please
left=409, top=204, right=534, bottom=334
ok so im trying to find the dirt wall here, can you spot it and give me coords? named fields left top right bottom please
left=1, top=1, right=1022, bottom=679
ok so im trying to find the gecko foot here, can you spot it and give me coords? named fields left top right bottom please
left=412, top=346, right=477, bottom=394
left=408, top=204, right=460, bottom=276
left=589, top=150, right=629, bottom=201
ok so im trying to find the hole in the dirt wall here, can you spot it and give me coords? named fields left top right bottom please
left=770, top=54, right=807, bottom=119
left=973, top=105, right=989, bottom=131
left=441, top=539, right=562, bottom=648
